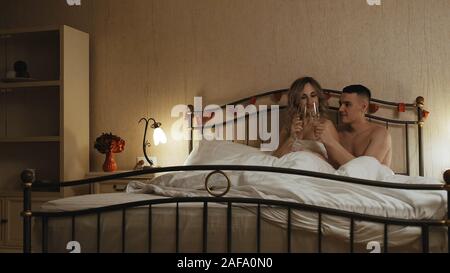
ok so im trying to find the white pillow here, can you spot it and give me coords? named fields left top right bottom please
left=184, top=140, right=339, bottom=177
left=276, top=151, right=335, bottom=174
left=184, top=140, right=276, bottom=166
left=335, top=156, right=394, bottom=180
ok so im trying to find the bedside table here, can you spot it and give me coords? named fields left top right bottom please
left=86, top=171, right=155, bottom=194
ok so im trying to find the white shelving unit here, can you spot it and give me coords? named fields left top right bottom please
left=0, top=25, right=89, bottom=252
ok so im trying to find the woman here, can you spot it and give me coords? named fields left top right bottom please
left=272, top=77, right=339, bottom=164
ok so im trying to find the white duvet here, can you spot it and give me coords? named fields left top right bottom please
left=127, top=141, right=447, bottom=247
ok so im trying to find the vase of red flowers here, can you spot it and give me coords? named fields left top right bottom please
left=94, top=133, right=125, bottom=172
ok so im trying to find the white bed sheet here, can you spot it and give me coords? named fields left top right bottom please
left=34, top=143, right=448, bottom=253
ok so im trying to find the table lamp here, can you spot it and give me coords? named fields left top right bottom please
left=139, top=117, right=167, bottom=167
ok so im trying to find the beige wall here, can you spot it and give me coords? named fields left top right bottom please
left=1, top=0, right=449, bottom=178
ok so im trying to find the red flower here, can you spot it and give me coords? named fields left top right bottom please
left=110, top=138, right=125, bottom=153
left=369, top=103, right=379, bottom=114
left=94, top=133, right=125, bottom=154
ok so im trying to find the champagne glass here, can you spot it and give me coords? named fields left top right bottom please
left=310, top=101, right=321, bottom=141
left=298, top=102, right=307, bottom=122
left=292, top=103, right=306, bottom=149
left=311, top=101, right=320, bottom=121
left=298, top=103, right=307, bottom=131
left=293, top=104, right=301, bottom=142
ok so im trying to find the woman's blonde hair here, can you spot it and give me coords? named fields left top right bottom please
left=286, top=76, right=329, bottom=132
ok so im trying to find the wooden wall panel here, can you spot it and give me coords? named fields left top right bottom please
left=0, top=0, right=449, bottom=178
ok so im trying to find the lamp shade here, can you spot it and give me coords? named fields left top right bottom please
left=153, top=127, right=167, bottom=146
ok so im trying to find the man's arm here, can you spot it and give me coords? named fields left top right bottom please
left=322, top=137, right=355, bottom=168
left=316, top=120, right=355, bottom=168
left=362, top=127, right=391, bottom=164
left=319, top=124, right=392, bottom=168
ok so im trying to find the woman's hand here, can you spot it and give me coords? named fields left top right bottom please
left=290, top=115, right=304, bottom=139
left=314, top=120, right=337, bottom=145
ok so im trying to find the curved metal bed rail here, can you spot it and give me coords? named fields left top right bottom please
left=194, top=105, right=419, bottom=129
left=30, top=165, right=447, bottom=191
left=30, top=196, right=448, bottom=253
left=221, top=88, right=417, bottom=109
left=324, top=89, right=417, bottom=108
left=187, top=87, right=427, bottom=176
left=22, top=166, right=450, bottom=253
left=31, top=196, right=447, bottom=227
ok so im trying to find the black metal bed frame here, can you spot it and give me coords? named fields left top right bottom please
left=22, top=89, right=450, bottom=253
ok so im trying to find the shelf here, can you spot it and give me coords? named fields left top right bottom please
left=0, top=80, right=60, bottom=89
left=0, top=25, right=89, bottom=201
left=0, top=136, right=60, bottom=143
left=0, top=25, right=60, bottom=35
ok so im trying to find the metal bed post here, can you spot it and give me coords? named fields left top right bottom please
left=444, top=170, right=450, bottom=253
left=188, top=104, right=194, bottom=154
left=21, top=169, right=35, bottom=254
left=416, top=96, right=425, bottom=176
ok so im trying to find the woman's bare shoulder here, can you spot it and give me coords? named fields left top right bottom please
left=321, top=118, right=336, bottom=128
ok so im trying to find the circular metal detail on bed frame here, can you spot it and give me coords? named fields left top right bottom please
left=205, top=170, right=231, bottom=197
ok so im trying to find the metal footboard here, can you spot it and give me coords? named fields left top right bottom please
left=21, top=165, right=450, bottom=253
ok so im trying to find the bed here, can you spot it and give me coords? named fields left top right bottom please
left=21, top=88, right=450, bottom=253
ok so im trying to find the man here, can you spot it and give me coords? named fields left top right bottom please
left=315, top=85, right=392, bottom=168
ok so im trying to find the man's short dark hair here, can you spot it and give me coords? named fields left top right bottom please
left=342, top=84, right=371, bottom=101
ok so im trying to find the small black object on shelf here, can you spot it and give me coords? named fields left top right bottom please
left=14, top=60, right=30, bottom=78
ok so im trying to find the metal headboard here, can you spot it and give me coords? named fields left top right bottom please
left=187, top=88, right=427, bottom=176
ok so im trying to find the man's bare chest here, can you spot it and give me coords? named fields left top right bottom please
left=339, top=132, right=371, bottom=156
